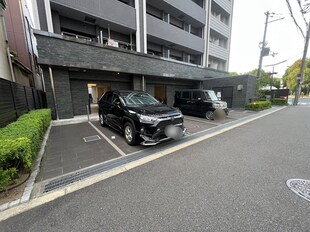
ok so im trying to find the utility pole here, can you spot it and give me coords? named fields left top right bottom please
left=257, top=11, right=270, bottom=79
left=294, top=21, right=310, bottom=105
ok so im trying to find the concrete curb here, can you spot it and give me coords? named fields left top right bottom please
left=0, top=124, right=52, bottom=212
left=52, top=115, right=99, bottom=126
left=0, top=106, right=286, bottom=221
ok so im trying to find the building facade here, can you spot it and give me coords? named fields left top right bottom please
left=0, top=0, right=12, bottom=81
left=0, top=0, right=44, bottom=89
left=32, top=0, right=234, bottom=119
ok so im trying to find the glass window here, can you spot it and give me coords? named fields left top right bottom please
left=181, top=91, right=190, bottom=99
left=120, top=92, right=159, bottom=107
left=105, top=92, right=113, bottom=103
left=112, top=94, right=121, bottom=105
left=205, top=90, right=218, bottom=101
left=192, top=91, right=204, bottom=100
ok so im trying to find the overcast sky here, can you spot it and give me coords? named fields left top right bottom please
left=229, top=0, right=310, bottom=77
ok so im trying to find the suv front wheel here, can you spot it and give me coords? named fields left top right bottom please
left=205, top=111, right=214, bottom=120
left=124, top=122, right=136, bottom=145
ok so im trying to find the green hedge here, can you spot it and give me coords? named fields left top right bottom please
left=245, top=101, right=272, bottom=111
left=271, top=98, right=288, bottom=106
left=0, top=109, right=51, bottom=191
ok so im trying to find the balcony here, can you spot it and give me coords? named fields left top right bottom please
left=34, top=31, right=228, bottom=82
left=210, top=15, right=230, bottom=38
left=147, top=15, right=205, bottom=53
left=208, top=42, right=228, bottom=61
left=213, top=0, right=232, bottom=14
left=162, top=0, right=206, bottom=25
left=50, top=0, right=136, bottom=30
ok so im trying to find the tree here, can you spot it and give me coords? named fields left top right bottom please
left=245, top=69, right=276, bottom=89
left=283, top=59, right=310, bottom=94
left=229, top=72, right=239, bottom=76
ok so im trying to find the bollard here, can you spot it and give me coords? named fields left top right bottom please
left=86, top=105, right=90, bottom=121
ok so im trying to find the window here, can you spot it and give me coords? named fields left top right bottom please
left=117, top=0, right=135, bottom=7
left=193, top=91, right=204, bottom=100
left=146, top=4, right=163, bottom=20
left=112, top=94, right=121, bottom=105
left=191, top=26, right=203, bottom=38
left=170, top=16, right=183, bottom=29
left=105, top=92, right=113, bottom=103
left=181, top=91, right=190, bottom=99
left=192, top=0, right=204, bottom=8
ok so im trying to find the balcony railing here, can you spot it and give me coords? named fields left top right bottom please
left=61, top=32, right=136, bottom=51
left=209, top=42, right=228, bottom=61
left=210, top=15, right=230, bottom=38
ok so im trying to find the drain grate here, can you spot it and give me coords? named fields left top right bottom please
left=287, top=179, right=310, bottom=202
left=83, top=135, right=101, bottom=142
left=43, top=148, right=157, bottom=193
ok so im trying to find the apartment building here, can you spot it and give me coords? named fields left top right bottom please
left=32, top=0, right=234, bottom=119
left=0, top=0, right=44, bottom=89
left=0, top=0, right=12, bottom=81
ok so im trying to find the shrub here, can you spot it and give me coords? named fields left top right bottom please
left=271, top=98, right=288, bottom=106
left=0, top=109, right=51, bottom=158
left=0, top=138, right=32, bottom=170
left=245, top=101, right=272, bottom=111
left=0, top=109, right=51, bottom=190
left=0, top=168, right=17, bottom=191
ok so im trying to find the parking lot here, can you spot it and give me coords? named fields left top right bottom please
left=37, top=110, right=256, bottom=182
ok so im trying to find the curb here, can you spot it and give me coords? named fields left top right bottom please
left=0, top=124, right=52, bottom=212
left=0, top=106, right=286, bottom=220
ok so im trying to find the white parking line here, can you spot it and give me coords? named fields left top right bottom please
left=88, top=121, right=126, bottom=156
left=184, top=116, right=220, bottom=125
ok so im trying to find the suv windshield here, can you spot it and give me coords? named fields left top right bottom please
left=120, top=92, right=160, bottom=106
left=205, top=90, right=218, bottom=101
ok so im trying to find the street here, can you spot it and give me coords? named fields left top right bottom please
left=1, top=105, right=310, bottom=231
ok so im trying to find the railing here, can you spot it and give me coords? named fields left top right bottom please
left=210, top=15, right=230, bottom=38
left=209, top=42, right=228, bottom=60
left=61, top=32, right=136, bottom=51
left=61, top=32, right=92, bottom=42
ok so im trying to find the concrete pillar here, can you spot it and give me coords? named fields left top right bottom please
left=133, top=74, right=145, bottom=90
left=135, top=0, right=147, bottom=53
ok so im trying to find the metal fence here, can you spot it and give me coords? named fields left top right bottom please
left=0, top=78, right=47, bottom=128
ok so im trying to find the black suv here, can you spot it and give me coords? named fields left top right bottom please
left=98, top=90, right=186, bottom=145
left=174, top=89, right=229, bottom=120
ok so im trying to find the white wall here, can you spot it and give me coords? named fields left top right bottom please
left=0, top=9, right=12, bottom=81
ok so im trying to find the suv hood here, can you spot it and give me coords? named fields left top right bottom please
left=128, top=104, right=179, bottom=115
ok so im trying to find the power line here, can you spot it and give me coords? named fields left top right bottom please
left=285, top=0, right=306, bottom=37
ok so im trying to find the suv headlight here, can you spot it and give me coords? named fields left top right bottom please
left=213, top=103, right=221, bottom=109
left=137, top=114, right=157, bottom=124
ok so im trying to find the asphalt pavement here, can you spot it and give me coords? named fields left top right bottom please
left=1, top=106, right=310, bottom=231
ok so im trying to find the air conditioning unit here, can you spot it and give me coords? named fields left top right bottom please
left=107, top=39, right=119, bottom=48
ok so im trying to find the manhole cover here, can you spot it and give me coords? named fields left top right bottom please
left=287, top=179, right=310, bottom=202
left=83, top=135, right=101, bottom=142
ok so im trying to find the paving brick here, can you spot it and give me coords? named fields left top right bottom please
left=40, top=168, right=63, bottom=181
left=63, top=163, right=81, bottom=175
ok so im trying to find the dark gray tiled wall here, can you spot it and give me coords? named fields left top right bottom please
left=53, top=69, right=74, bottom=119
left=70, top=79, right=89, bottom=116
left=204, top=75, right=256, bottom=108
left=34, top=32, right=228, bottom=80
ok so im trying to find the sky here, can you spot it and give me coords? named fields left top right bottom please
left=229, top=0, right=310, bottom=77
